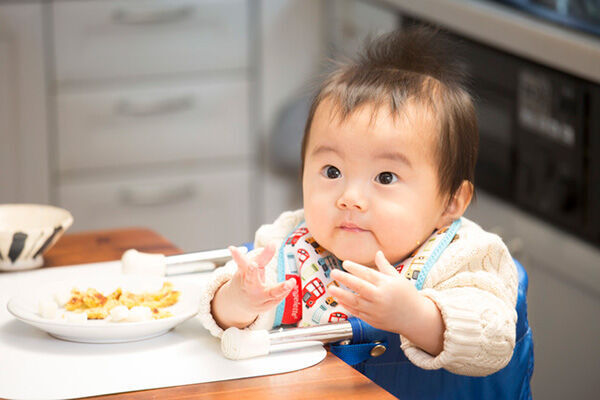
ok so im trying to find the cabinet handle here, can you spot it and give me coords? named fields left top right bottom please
left=115, top=95, right=194, bottom=117
left=119, top=184, right=196, bottom=207
left=111, top=5, right=195, bottom=25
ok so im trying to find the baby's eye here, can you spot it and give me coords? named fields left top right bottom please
left=375, top=171, right=398, bottom=185
left=321, top=165, right=342, bottom=179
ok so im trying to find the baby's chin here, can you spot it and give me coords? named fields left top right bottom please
left=329, top=247, right=377, bottom=267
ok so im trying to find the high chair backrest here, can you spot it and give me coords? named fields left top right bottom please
left=331, top=259, right=534, bottom=400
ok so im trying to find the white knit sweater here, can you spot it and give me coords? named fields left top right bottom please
left=198, top=209, right=518, bottom=377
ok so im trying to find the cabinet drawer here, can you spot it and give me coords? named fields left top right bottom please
left=56, top=78, right=249, bottom=171
left=53, top=0, right=248, bottom=82
left=58, top=168, right=253, bottom=251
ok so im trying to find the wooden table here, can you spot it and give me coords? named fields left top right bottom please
left=44, top=228, right=396, bottom=400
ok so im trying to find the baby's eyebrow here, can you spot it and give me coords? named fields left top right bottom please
left=310, top=145, right=412, bottom=167
left=310, top=145, right=341, bottom=157
left=375, top=151, right=412, bottom=167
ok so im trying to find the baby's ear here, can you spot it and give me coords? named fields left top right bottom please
left=436, top=180, right=473, bottom=229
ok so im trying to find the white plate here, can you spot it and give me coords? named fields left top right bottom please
left=6, top=275, right=201, bottom=343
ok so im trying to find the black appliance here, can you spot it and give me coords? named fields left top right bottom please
left=514, top=66, right=588, bottom=232
left=489, top=0, right=600, bottom=38
left=590, top=85, right=600, bottom=243
left=401, top=17, right=600, bottom=247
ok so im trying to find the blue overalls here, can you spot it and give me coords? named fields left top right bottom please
left=330, top=259, right=534, bottom=399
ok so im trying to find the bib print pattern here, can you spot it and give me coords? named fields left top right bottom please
left=275, top=223, right=353, bottom=328
left=273, top=219, right=462, bottom=329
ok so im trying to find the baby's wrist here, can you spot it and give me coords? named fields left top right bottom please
left=212, top=280, right=259, bottom=329
left=402, top=293, right=445, bottom=356
left=391, top=291, right=439, bottom=334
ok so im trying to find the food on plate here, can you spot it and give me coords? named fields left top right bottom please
left=127, top=306, right=153, bottom=322
left=39, top=282, right=179, bottom=322
left=54, top=290, right=71, bottom=307
left=38, top=298, right=59, bottom=319
left=109, top=305, right=129, bottom=322
left=65, top=311, right=87, bottom=323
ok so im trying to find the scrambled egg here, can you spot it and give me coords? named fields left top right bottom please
left=64, top=282, right=179, bottom=320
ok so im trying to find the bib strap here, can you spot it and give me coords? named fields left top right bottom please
left=415, top=218, right=461, bottom=290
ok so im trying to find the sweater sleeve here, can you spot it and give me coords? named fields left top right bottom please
left=197, top=209, right=305, bottom=338
left=197, top=257, right=239, bottom=338
left=400, top=222, right=519, bottom=376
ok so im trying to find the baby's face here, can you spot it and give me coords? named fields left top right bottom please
left=302, top=99, right=451, bottom=266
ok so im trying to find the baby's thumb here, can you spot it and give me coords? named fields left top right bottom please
left=269, top=279, right=295, bottom=299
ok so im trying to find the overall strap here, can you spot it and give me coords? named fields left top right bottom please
left=330, top=317, right=389, bottom=365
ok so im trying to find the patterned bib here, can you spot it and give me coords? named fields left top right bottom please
left=273, top=219, right=462, bottom=329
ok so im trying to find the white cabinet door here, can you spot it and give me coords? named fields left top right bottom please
left=58, top=166, right=254, bottom=251
left=53, top=0, right=248, bottom=83
left=0, top=3, right=49, bottom=203
left=56, top=77, right=250, bottom=171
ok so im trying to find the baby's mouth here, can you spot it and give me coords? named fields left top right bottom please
left=338, top=222, right=369, bottom=233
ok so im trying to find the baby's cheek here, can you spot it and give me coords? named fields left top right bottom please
left=373, top=201, right=409, bottom=230
left=372, top=204, right=417, bottom=258
left=303, top=205, right=329, bottom=245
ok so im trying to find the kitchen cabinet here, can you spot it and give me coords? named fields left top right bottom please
left=2, top=0, right=332, bottom=253
left=0, top=2, right=50, bottom=204
left=55, top=78, right=250, bottom=172
left=50, top=0, right=255, bottom=251
left=58, top=165, right=252, bottom=251
left=52, top=0, right=248, bottom=82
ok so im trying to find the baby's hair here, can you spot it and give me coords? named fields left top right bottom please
left=301, top=26, right=478, bottom=200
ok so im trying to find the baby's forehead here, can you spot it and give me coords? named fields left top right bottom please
left=312, top=98, right=441, bottom=147
left=319, top=97, right=439, bottom=130
left=308, top=100, right=439, bottom=166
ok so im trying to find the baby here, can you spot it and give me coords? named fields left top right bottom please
left=199, top=27, right=518, bottom=378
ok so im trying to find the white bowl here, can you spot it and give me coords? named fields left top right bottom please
left=0, top=204, right=73, bottom=271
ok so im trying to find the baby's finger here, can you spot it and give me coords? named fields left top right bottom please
left=244, top=261, right=264, bottom=287
left=257, top=262, right=267, bottom=286
left=328, top=285, right=359, bottom=308
left=229, top=246, right=250, bottom=273
left=328, top=290, right=375, bottom=320
left=336, top=299, right=361, bottom=317
left=342, top=260, right=384, bottom=285
left=267, top=279, right=295, bottom=299
left=255, top=243, right=276, bottom=268
left=331, top=268, right=378, bottom=300
left=263, top=295, right=289, bottom=309
left=342, top=304, right=377, bottom=326
left=374, top=251, right=399, bottom=276
left=262, top=284, right=295, bottom=309
left=345, top=306, right=362, bottom=320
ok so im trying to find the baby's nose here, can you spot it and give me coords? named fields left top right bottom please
left=336, top=186, right=368, bottom=211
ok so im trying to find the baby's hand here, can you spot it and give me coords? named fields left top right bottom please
left=329, top=251, right=426, bottom=334
left=228, top=244, right=296, bottom=315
